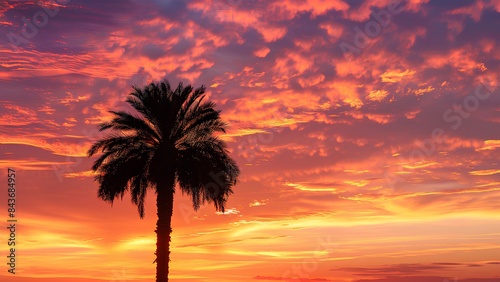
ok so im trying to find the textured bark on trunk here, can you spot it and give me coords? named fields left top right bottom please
left=155, top=170, right=175, bottom=282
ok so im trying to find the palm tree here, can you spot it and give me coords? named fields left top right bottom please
left=87, top=80, right=240, bottom=282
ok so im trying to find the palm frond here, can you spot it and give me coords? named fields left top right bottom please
left=89, top=79, right=239, bottom=217
left=100, top=111, right=160, bottom=143
left=175, top=137, right=239, bottom=211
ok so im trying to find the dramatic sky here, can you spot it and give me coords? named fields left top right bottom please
left=1, top=0, right=500, bottom=281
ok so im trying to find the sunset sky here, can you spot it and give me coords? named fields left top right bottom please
left=1, top=0, right=500, bottom=281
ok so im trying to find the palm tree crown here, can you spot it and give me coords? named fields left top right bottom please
left=88, top=80, right=239, bottom=282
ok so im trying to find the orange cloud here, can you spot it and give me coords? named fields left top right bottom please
left=367, top=89, right=389, bottom=101
left=380, top=69, right=416, bottom=83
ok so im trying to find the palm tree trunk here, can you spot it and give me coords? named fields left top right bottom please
left=155, top=170, right=175, bottom=282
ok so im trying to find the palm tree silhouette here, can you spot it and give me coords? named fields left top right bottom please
left=88, top=80, right=240, bottom=282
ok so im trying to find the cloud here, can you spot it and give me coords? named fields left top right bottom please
left=0, top=0, right=499, bottom=281
left=254, top=276, right=334, bottom=281
left=380, top=69, right=416, bottom=83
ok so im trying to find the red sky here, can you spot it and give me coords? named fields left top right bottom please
left=1, top=0, right=500, bottom=281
